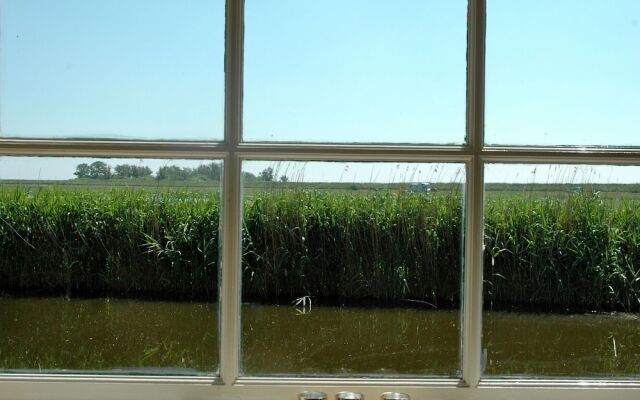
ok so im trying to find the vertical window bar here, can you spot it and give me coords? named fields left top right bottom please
left=466, top=0, right=486, bottom=152
left=462, top=0, right=486, bottom=388
left=220, top=0, right=244, bottom=385
left=224, top=0, right=245, bottom=147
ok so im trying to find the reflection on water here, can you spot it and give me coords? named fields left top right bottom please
left=242, top=304, right=460, bottom=376
left=484, top=311, right=640, bottom=377
left=0, top=298, right=218, bottom=374
left=1, top=297, right=639, bottom=377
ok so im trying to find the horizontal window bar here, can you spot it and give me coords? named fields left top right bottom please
left=479, top=379, right=640, bottom=389
left=4, top=140, right=640, bottom=161
left=0, top=139, right=229, bottom=158
left=3, top=380, right=640, bottom=400
left=236, top=147, right=473, bottom=161
left=483, top=145, right=640, bottom=158
left=0, top=374, right=221, bottom=385
left=235, top=377, right=462, bottom=387
left=481, top=149, right=640, bottom=164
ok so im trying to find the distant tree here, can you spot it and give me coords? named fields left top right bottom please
left=132, top=165, right=152, bottom=178
left=157, top=165, right=190, bottom=180
left=196, top=162, right=222, bottom=180
left=279, top=175, right=289, bottom=183
left=114, top=164, right=132, bottom=178
left=88, top=161, right=112, bottom=179
left=115, top=164, right=152, bottom=179
left=242, top=171, right=258, bottom=182
left=74, top=163, right=90, bottom=178
left=259, top=167, right=274, bottom=182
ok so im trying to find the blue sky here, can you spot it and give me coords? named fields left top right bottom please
left=0, top=1, right=639, bottom=181
left=485, top=0, right=640, bottom=146
left=243, top=0, right=467, bottom=143
left=0, top=0, right=225, bottom=140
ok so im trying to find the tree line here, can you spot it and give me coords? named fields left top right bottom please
left=73, top=162, right=285, bottom=182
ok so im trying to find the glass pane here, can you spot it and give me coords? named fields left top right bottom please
left=485, top=0, right=640, bottom=146
left=241, top=161, right=465, bottom=376
left=0, top=0, right=224, bottom=140
left=243, top=0, right=467, bottom=144
left=483, top=164, right=640, bottom=377
left=0, top=156, right=222, bottom=374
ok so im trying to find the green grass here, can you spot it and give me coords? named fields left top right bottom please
left=485, top=191, right=640, bottom=312
left=242, top=189, right=463, bottom=307
left=0, top=178, right=221, bottom=192
left=1, top=184, right=640, bottom=311
left=0, top=186, right=220, bottom=300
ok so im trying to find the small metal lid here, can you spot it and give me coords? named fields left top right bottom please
left=335, top=392, right=364, bottom=400
left=299, top=391, right=328, bottom=400
left=380, top=392, right=410, bottom=400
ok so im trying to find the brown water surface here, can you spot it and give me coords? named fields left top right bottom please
left=241, top=304, right=459, bottom=376
left=483, top=311, right=640, bottom=377
left=0, top=297, right=218, bottom=374
left=1, top=298, right=639, bottom=377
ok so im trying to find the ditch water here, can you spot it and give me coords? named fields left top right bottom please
left=1, top=297, right=639, bottom=377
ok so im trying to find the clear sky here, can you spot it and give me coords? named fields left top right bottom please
left=0, top=1, right=639, bottom=180
left=0, top=0, right=225, bottom=140
left=243, top=0, right=467, bottom=143
left=485, top=0, right=640, bottom=146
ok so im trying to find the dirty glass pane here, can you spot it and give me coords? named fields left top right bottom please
left=483, top=164, right=640, bottom=377
left=241, top=161, right=465, bottom=376
left=0, top=156, right=221, bottom=374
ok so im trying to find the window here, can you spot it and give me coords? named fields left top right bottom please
left=243, top=0, right=467, bottom=144
left=0, top=156, right=222, bottom=374
left=1, top=1, right=639, bottom=400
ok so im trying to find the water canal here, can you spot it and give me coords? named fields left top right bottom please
left=1, top=297, right=638, bottom=377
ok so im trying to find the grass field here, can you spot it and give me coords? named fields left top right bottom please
left=1, top=178, right=640, bottom=311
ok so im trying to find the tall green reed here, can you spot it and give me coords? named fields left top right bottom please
left=484, top=191, right=640, bottom=312
left=242, top=189, right=463, bottom=307
left=2, top=185, right=640, bottom=311
left=0, top=187, right=220, bottom=300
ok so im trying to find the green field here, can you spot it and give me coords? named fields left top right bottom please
left=1, top=179, right=640, bottom=312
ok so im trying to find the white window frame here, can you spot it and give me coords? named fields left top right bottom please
left=2, top=0, right=640, bottom=399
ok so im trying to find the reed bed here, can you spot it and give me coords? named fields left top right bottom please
left=242, top=190, right=463, bottom=307
left=485, top=192, right=640, bottom=312
left=1, top=186, right=640, bottom=311
left=0, top=187, right=220, bottom=300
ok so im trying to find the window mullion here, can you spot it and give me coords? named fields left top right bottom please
left=220, top=0, right=244, bottom=385
left=220, top=152, right=242, bottom=384
left=462, top=0, right=486, bottom=388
